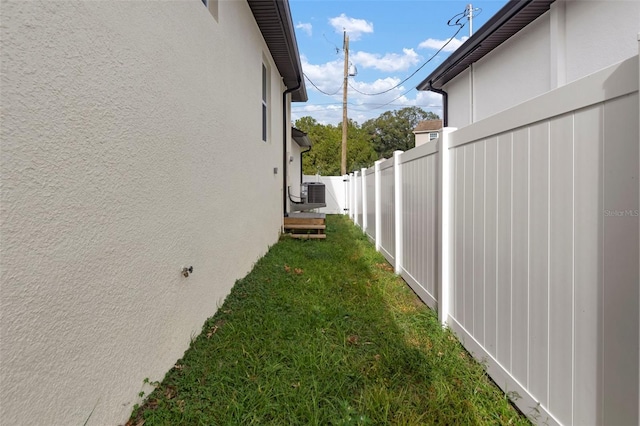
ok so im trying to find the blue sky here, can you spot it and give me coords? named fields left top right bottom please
left=289, top=0, right=509, bottom=125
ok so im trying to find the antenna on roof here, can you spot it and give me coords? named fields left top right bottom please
left=466, top=4, right=482, bottom=37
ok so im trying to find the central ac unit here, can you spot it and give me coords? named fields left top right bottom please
left=302, top=182, right=326, bottom=204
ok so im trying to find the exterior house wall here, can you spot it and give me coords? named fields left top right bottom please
left=414, top=133, right=428, bottom=147
left=0, top=1, right=292, bottom=425
left=445, top=0, right=640, bottom=128
left=446, top=68, right=472, bottom=129
left=289, top=140, right=303, bottom=204
left=472, top=12, right=551, bottom=122
left=564, top=0, right=640, bottom=83
left=414, top=132, right=438, bottom=147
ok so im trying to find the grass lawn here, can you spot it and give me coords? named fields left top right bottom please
left=127, top=214, right=530, bottom=425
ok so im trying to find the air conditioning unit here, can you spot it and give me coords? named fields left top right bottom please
left=302, top=182, right=325, bottom=204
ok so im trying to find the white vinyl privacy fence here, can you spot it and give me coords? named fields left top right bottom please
left=347, top=54, right=639, bottom=426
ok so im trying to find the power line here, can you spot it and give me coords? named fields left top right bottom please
left=300, top=6, right=473, bottom=115
left=303, top=73, right=343, bottom=96
left=347, top=21, right=466, bottom=97
left=304, top=8, right=468, bottom=100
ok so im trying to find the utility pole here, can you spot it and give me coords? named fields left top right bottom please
left=467, top=4, right=474, bottom=37
left=341, top=31, right=349, bottom=176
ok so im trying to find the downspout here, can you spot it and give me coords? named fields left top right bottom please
left=300, top=145, right=311, bottom=185
left=283, top=79, right=302, bottom=217
left=428, top=82, right=448, bottom=127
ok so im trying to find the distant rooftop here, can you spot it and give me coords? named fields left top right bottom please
left=414, top=120, right=443, bottom=133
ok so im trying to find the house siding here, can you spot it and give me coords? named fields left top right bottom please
left=472, top=11, right=551, bottom=122
left=289, top=138, right=303, bottom=203
left=0, top=1, right=289, bottom=424
left=446, top=68, right=472, bottom=129
left=565, top=0, right=640, bottom=84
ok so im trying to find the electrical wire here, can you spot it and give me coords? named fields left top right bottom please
left=298, top=6, right=475, bottom=113
left=303, top=73, right=343, bottom=96
left=347, top=21, right=466, bottom=97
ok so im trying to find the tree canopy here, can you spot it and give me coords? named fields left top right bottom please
left=295, top=117, right=377, bottom=176
left=363, top=107, right=439, bottom=159
left=295, top=107, right=439, bottom=175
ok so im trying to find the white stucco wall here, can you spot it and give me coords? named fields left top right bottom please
left=289, top=141, right=304, bottom=205
left=565, top=0, right=640, bottom=83
left=446, top=68, right=472, bottom=129
left=414, top=133, right=427, bottom=147
left=472, top=12, right=551, bottom=122
left=445, top=0, right=640, bottom=128
left=1, top=1, right=290, bottom=424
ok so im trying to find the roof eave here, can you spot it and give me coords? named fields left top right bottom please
left=247, top=0, right=308, bottom=102
left=291, top=127, right=312, bottom=147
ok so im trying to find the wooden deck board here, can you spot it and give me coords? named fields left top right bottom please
left=283, top=224, right=326, bottom=230
left=289, top=233, right=327, bottom=239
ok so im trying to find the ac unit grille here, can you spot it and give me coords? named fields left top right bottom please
left=304, top=182, right=325, bottom=204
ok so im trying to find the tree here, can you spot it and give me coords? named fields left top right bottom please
left=362, top=107, right=439, bottom=159
left=295, top=117, right=377, bottom=176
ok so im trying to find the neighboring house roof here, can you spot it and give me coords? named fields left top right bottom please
left=247, top=0, right=307, bottom=102
left=413, top=119, right=443, bottom=133
left=291, top=127, right=312, bottom=147
left=416, top=0, right=555, bottom=91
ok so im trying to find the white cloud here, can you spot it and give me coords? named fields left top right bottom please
left=418, top=36, right=468, bottom=52
left=329, top=13, right=373, bottom=41
left=295, top=22, right=312, bottom=37
left=351, top=48, right=420, bottom=73
left=292, top=104, right=342, bottom=126
left=295, top=61, right=443, bottom=126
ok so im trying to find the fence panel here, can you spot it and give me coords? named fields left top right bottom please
left=446, top=56, right=638, bottom=426
left=378, top=157, right=395, bottom=265
left=365, top=167, right=375, bottom=240
left=344, top=54, right=639, bottom=426
left=303, top=175, right=346, bottom=214
left=355, top=172, right=363, bottom=228
left=399, top=142, right=439, bottom=309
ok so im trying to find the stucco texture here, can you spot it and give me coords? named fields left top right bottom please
left=1, top=1, right=286, bottom=424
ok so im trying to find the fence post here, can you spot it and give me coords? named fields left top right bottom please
left=353, top=170, right=359, bottom=227
left=343, top=174, right=349, bottom=215
left=438, top=127, right=457, bottom=326
left=361, top=167, right=367, bottom=232
left=374, top=159, right=382, bottom=251
left=349, top=173, right=355, bottom=221
left=393, top=151, right=403, bottom=274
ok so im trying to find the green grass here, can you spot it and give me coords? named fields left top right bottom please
left=127, top=215, right=530, bottom=425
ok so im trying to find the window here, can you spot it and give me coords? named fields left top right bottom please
left=201, top=0, right=218, bottom=21
left=429, top=132, right=439, bottom=141
left=262, top=63, right=268, bottom=142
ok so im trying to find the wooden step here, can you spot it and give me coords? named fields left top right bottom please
left=283, top=224, right=326, bottom=230
left=289, top=233, right=327, bottom=239
left=284, top=217, right=325, bottom=226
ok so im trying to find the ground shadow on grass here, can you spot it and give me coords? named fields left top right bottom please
left=127, top=215, right=530, bottom=426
